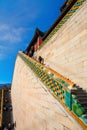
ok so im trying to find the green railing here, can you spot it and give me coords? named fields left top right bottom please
left=19, top=52, right=87, bottom=128
left=19, top=52, right=76, bottom=108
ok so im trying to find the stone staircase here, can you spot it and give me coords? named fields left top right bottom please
left=71, top=86, right=87, bottom=122
left=19, top=52, right=87, bottom=129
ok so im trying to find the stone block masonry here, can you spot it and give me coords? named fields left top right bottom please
left=37, top=1, right=87, bottom=90
left=11, top=55, right=77, bottom=130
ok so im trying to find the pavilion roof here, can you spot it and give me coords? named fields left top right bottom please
left=26, top=28, right=45, bottom=52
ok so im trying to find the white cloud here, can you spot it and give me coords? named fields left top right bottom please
left=0, top=45, right=8, bottom=60
left=0, top=24, right=9, bottom=31
left=0, top=33, right=21, bottom=43
left=0, top=24, right=26, bottom=43
left=0, top=24, right=32, bottom=60
left=0, top=53, right=5, bottom=60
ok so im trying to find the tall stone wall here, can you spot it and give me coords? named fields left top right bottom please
left=11, top=55, right=77, bottom=130
left=37, top=2, right=87, bottom=90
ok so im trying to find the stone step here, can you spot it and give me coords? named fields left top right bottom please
left=79, top=101, right=87, bottom=104
left=78, top=99, right=87, bottom=103
left=76, top=86, right=82, bottom=90
left=78, top=96, right=87, bottom=99
left=77, top=96, right=87, bottom=100
left=77, top=96, right=87, bottom=99
left=76, top=93, right=87, bottom=96
left=75, top=90, right=87, bottom=93
left=80, top=103, right=87, bottom=107
left=72, top=87, right=87, bottom=95
left=83, top=107, right=87, bottom=112
left=77, top=95, right=87, bottom=98
left=72, top=89, right=83, bottom=92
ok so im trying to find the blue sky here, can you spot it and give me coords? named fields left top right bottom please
left=0, top=0, right=65, bottom=84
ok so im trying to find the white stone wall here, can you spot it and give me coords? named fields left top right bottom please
left=37, top=2, right=87, bottom=90
left=11, top=55, right=77, bottom=130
